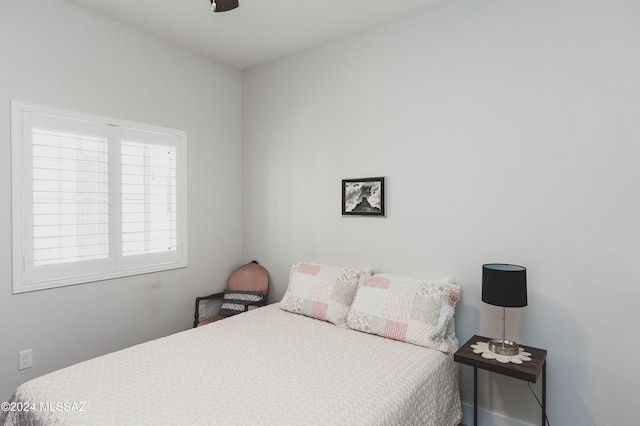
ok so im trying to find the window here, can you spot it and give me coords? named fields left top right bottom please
left=11, top=102, right=187, bottom=293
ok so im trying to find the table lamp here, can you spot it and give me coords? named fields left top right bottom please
left=482, top=263, right=527, bottom=356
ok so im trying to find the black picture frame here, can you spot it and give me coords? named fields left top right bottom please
left=342, top=177, right=385, bottom=216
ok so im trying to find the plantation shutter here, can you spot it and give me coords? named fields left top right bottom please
left=117, top=128, right=183, bottom=271
left=24, top=112, right=112, bottom=285
left=12, top=102, right=187, bottom=293
left=121, top=141, right=177, bottom=256
left=32, top=128, right=109, bottom=265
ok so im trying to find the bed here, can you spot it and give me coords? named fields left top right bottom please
left=2, top=263, right=462, bottom=425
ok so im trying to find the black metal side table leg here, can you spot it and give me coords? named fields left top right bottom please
left=474, top=366, right=478, bottom=426
left=541, top=361, right=546, bottom=426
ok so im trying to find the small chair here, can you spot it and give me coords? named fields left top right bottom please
left=193, top=261, right=269, bottom=328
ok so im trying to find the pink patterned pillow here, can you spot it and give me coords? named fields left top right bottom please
left=279, top=262, right=370, bottom=326
left=347, top=275, right=461, bottom=352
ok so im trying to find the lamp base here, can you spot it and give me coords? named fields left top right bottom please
left=487, top=339, right=520, bottom=356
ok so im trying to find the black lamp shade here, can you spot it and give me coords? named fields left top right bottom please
left=482, top=263, right=527, bottom=308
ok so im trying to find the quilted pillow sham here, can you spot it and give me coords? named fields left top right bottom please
left=279, top=262, right=370, bottom=326
left=346, top=275, right=461, bottom=353
left=219, top=289, right=264, bottom=316
left=373, top=273, right=459, bottom=346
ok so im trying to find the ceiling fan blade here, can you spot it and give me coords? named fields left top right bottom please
left=210, top=0, right=239, bottom=12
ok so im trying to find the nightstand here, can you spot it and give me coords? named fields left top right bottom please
left=454, top=335, right=547, bottom=426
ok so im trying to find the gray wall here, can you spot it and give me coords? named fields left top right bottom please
left=0, top=0, right=243, bottom=402
left=242, top=0, right=640, bottom=424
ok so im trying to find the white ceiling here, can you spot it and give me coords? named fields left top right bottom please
left=64, top=0, right=445, bottom=69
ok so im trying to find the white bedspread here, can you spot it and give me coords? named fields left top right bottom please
left=2, top=305, right=461, bottom=425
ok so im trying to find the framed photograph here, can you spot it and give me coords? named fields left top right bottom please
left=342, top=177, right=385, bottom=216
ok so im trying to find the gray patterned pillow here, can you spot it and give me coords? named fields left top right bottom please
left=219, top=289, right=264, bottom=316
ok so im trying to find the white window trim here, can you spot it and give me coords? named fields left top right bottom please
left=11, top=101, right=188, bottom=293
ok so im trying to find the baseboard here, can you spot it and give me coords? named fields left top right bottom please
left=461, top=403, right=533, bottom=426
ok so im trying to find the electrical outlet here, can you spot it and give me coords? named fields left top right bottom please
left=19, top=349, right=32, bottom=370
